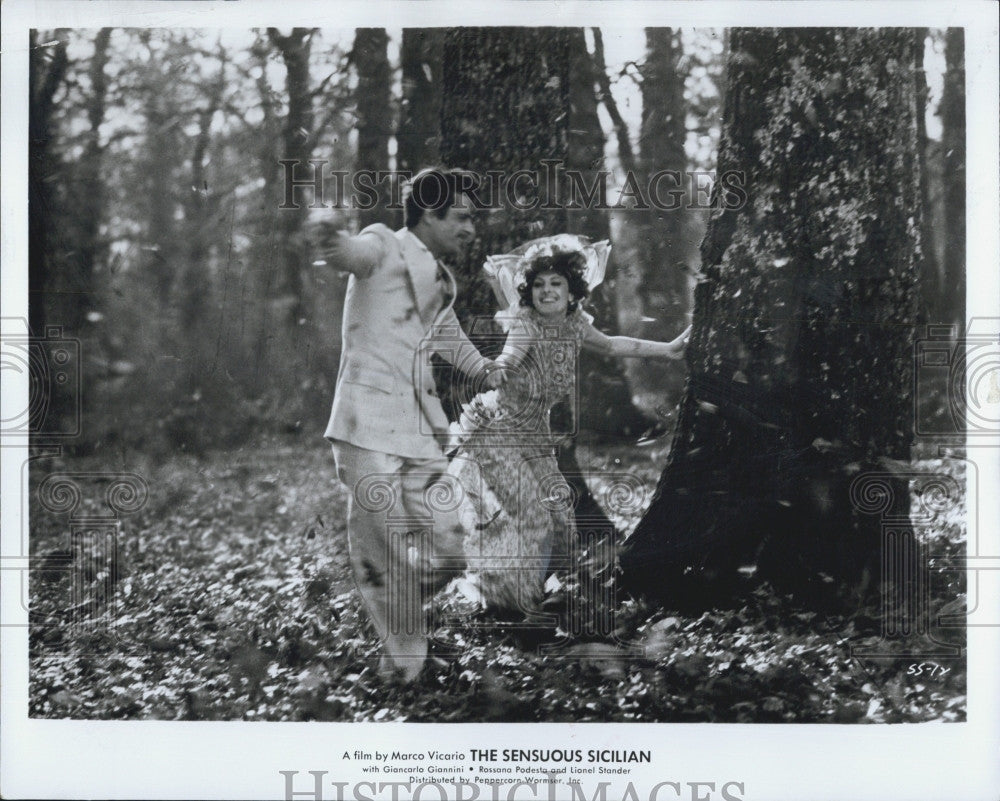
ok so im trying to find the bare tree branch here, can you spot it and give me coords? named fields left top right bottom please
left=591, top=27, right=636, bottom=172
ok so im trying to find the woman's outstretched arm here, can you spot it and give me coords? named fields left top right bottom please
left=495, top=316, right=534, bottom=371
left=581, top=322, right=691, bottom=361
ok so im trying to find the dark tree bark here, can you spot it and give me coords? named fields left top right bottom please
left=29, top=30, right=69, bottom=339
left=591, top=28, right=636, bottom=173
left=940, top=28, right=965, bottom=331
left=268, top=27, right=316, bottom=328
left=28, top=29, right=110, bottom=336
left=440, top=27, right=650, bottom=437
left=566, top=28, right=653, bottom=436
left=398, top=29, right=444, bottom=176
left=179, top=45, right=226, bottom=335
left=440, top=27, right=629, bottom=532
left=68, top=28, right=113, bottom=335
left=441, top=28, right=572, bottom=315
left=621, top=29, right=923, bottom=606
left=30, top=30, right=112, bottom=443
left=352, top=29, right=393, bottom=228
left=138, top=31, right=182, bottom=307
left=635, top=29, right=691, bottom=398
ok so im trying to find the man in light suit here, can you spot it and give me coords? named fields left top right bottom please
left=322, top=168, right=501, bottom=681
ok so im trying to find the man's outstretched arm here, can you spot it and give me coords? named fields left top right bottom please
left=316, top=229, right=387, bottom=279
left=430, top=308, right=504, bottom=390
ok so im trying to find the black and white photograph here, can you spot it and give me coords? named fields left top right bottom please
left=2, top=2, right=998, bottom=800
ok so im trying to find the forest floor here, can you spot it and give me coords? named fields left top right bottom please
left=28, top=433, right=968, bottom=723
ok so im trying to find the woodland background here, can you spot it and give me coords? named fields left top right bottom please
left=27, top=27, right=969, bottom=722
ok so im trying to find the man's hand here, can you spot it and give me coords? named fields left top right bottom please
left=311, top=224, right=382, bottom=278
left=312, top=229, right=353, bottom=269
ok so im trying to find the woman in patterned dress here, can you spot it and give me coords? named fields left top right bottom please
left=446, top=236, right=690, bottom=615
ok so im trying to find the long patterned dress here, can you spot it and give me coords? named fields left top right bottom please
left=447, top=306, right=587, bottom=613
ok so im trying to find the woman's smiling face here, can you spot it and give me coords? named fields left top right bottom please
left=531, top=270, right=571, bottom=317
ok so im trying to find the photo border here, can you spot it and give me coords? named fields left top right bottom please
left=3, top=2, right=998, bottom=800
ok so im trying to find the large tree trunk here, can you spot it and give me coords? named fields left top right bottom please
left=30, top=30, right=112, bottom=444
left=940, top=28, right=965, bottom=331
left=29, top=29, right=111, bottom=338
left=249, top=35, right=283, bottom=387
left=440, top=27, right=627, bottom=532
left=439, top=27, right=650, bottom=438
left=398, top=29, right=443, bottom=176
left=352, top=29, right=393, bottom=229
left=620, top=29, right=923, bottom=606
left=440, top=28, right=572, bottom=319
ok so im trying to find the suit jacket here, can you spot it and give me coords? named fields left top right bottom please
left=324, top=224, right=490, bottom=459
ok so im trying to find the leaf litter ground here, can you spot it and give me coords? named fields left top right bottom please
left=28, top=435, right=967, bottom=722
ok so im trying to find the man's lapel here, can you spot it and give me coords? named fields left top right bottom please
left=396, top=229, right=437, bottom=328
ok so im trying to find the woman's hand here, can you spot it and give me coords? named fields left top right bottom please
left=582, top=321, right=692, bottom=361
left=481, top=361, right=506, bottom=390
left=667, top=324, right=692, bottom=360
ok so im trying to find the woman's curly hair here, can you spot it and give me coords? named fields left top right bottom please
left=517, top=250, right=590, bottom=313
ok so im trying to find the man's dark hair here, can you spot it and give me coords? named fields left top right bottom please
left=518, top=250, right=590, bottom=313
left=404, top=167, right=474, bottom=229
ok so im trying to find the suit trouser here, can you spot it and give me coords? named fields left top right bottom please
left=331, top=441, right=466, bottom=674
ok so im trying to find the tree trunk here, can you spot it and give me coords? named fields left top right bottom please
left=940, top=28, right=965, bottom=331
left=620, top=29, right=923, bottom=606
left=353, top=29, right=393, bottom=228
left=440, top=27, right=625, bottom=532
left=249, top=35, right=282, bottom=386
left=268, top=27, right=316, bottom=328
left=441, top=28, right=571, bottom=315
left=398, top=29, right=444, bottom=176
left=440, top=27, right=651, bottom=437
left=180, top=45, right=226, bottom=337
left=71, top=29, right=113, bottom=332
left=28, top=31, right=70, bottom=441
left=564, top=29, right=653, bottom=437
left=138, top=31, right=181, bottom=307
left=635, top=29, right=691, bottom=399
left=28, top=31, right=69, bottom=340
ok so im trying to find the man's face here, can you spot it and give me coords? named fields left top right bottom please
left=423, top=193, right=475, bottom=260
